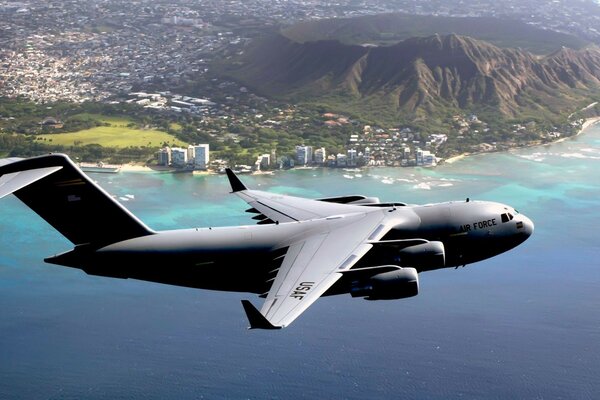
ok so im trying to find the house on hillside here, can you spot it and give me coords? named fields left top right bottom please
left=39, top=117, right=63, bottom=129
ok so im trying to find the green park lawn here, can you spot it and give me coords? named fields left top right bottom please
left=38, top=116, right=186, bottom=148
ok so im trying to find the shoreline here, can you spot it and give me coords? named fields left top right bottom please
left=442, top=116, right=600, bottom=165
left=574, top=116, right=600, bottom=137
left=113, top=116, right=600, bottom=174
left=550, top=116, right=600, bottom=145
left=119, top=164, right=156, bottom=173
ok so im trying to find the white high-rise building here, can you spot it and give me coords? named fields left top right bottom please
left=193, top=144, right=209, bottom=169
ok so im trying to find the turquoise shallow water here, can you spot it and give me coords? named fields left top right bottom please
left=1, top=126, right=600, bottom=399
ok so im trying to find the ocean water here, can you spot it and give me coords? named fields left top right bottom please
left=1, top=126, right=600, bottom=399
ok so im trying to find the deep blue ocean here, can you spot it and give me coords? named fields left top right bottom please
left=2, top=125, right=600, bottom=399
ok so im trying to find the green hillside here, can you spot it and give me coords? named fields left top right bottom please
left=224, top=32, right=600, bottom=127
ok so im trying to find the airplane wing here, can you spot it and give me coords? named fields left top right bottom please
left=242, top=209, right=396, bottom=329
left=226, top=169, right=403, bottom=328
left=225, top=168, right=370, bottom=223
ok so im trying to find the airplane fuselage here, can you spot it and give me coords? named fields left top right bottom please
left=46, top=200, right=533, bottom=296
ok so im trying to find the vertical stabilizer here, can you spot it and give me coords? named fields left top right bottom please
left=0, top=154, right=154, bottom=247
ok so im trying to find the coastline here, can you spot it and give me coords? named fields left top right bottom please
left=119, top=163, right=271, bottom=175
left=443, top=153, right=470, bottom=164
left=573, top=116, right=600, bottom=137
left=120, top=164, right=154, bottom=173
left=119, top=163, right=180, bottom=173
left=551, top=116, right=600, bottom=145
left=113, top=117, right=600, bottom=174
left=442, top=116, right=600, bottom=165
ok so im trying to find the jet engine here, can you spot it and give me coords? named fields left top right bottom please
left=350, top=267, right=419, bottom=300
left=397, top=241, right=445, bottom=270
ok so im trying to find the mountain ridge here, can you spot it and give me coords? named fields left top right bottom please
left=226, top=33, right=600, bottom=123
left=281, top=13, right=589, bottom=55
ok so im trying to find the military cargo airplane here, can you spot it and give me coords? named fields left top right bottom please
left=0, top=154, right=533, bottom=329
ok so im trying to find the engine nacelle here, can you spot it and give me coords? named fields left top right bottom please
left=351, top=267, right=419, bottom=300
left=398, top=241, right=445, bottom=270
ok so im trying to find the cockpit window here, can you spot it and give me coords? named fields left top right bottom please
left=501, top=213, right=514, bottom=223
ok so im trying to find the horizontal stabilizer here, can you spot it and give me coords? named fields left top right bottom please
left=0, top=166, right=62, bottom=199
left=241, top=300, right=281, bottom=330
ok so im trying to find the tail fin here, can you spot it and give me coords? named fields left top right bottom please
left=0, top=154, right=153, bottom=247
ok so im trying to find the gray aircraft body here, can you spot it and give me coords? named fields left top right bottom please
left=0, top=154, right=533, bottom=329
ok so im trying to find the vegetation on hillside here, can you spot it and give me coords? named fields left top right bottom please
left=0, top=99, right=185, bottom=163
left=225, top=32, right=600, bottom=130
left=0, top=98, right=355, bottom=165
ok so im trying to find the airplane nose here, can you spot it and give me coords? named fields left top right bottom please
left=520, top=215, right=534, bottom=238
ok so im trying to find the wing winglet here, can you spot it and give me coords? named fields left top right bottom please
left=226, top=168, right=247, bottom=192
left=241, top=300, right=281, bottom=330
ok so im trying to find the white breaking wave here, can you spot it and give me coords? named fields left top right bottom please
left=413, top=182, right=431, bottom=190
left=561, top=153, right=599, bottom=159
left=581, top=148, right=600, bottom=155
left=517, top=153, right=547, bottom=162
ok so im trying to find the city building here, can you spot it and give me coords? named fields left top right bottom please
left=416, top=148, right=437, bottom=166
left=314, top=147, right=326, bottom=165
left=171, top=147, right=188, bottom=167
left=192, top=144, right=209, bottom=169
left=157, top=147, right=171, bottom=166
left=347, top=148, right=357, bottom=166
left=259, top=154, right=270, bottom=169
left=296, top=145, right=313, bottom=165
left=187, top=145, right=196, bottom=164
